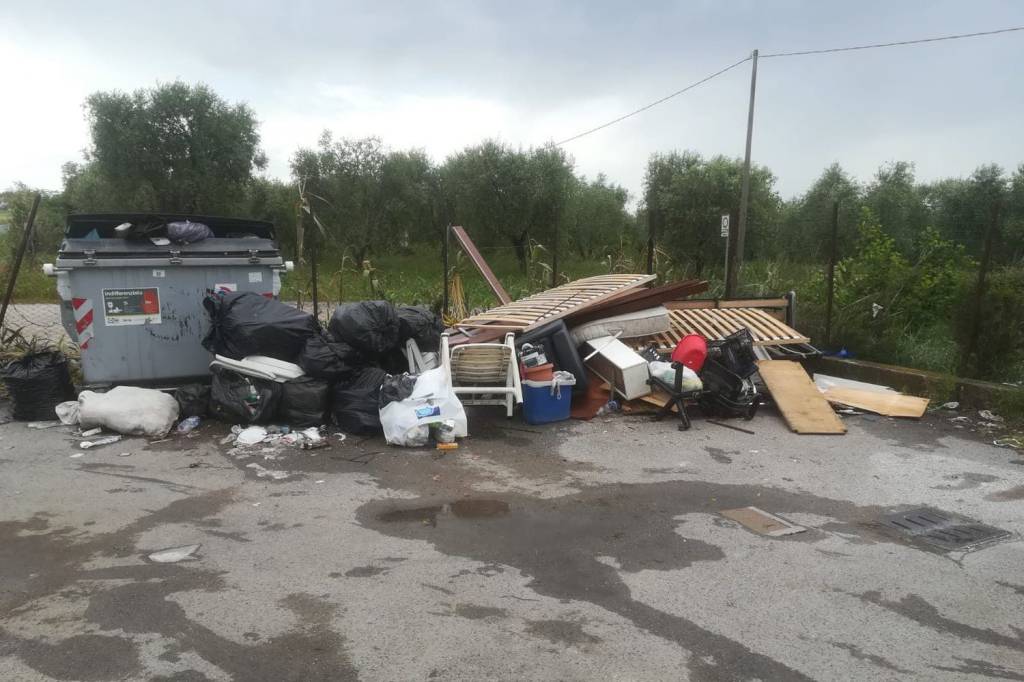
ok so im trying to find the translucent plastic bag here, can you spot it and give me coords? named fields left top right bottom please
left=379, top=367, right=467, bottom=447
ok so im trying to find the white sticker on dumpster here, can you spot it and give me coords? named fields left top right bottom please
left=102, top=288, right=161, bottom=326
left=248, top=272, right=263, bottom=283
left=214, top=283, right=237, bottom=293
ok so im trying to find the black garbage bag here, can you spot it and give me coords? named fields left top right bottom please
left=331, top=367, right=387, bottom=434
left=298, top=332, right=365, bottom=381
left=202, top=292, right=317, bottom=362
left=329, top=301, right=400, bottom=355
left=0, top=351, right=76, bottom=421
left=378, top=372, right=418, bottom=409
left=377, top=347, right=411, bottom=374
left=397, top=305, right=443, bottom=352
left=175, top=384, right=210, bottom=418
left=168, top=220, right=214, bottom=244
left=209, top=366, right=281, bottom=425
left=279, top=377, right=330, bottom=427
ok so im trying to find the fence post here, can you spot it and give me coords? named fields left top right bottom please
left=646, top=207, right=656, bottom=275
left=0, top=193, right=41, bottom=333
left=824, top=199, right=839, bottom=347
left=551, top=219, right=560, bottom=288
left=960, top=200, right=1000, bottom=376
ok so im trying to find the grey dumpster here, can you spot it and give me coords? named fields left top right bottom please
left=45, top=214, right=294, bottom=386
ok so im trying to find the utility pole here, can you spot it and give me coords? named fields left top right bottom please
left=725, top=48, right=758, bottom=298
left=442, top=224, right=450, bottom=317
left=646, top=198, right=657, bottom=275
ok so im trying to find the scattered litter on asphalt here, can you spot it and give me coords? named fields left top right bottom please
left=148, top=544, right=201, bottom=563
left=940, top=401, right=960, bottom=410
left=993, top=437, right=1023, bottom=450
left=80, top=427, right=102, bottom=437
left=979, top=410, right=1004, bottom=423
left=246, top=463, right=290, bottom=480
left=177, top=416, right=202, bottom=433
left=69, top=452, right=84, bottom=458
left=720, top=506, right=807, bottom=537
left=79, top=435, right=122, bottom=449
left=236, top=426, right=268, bottom=446
left=27, top=421, right=62, bottom=429
left=118, top=452, right=132, bottom=457
left=707, top=420, right=756, bottom=435
left=55, top=401, right=80, bottom=425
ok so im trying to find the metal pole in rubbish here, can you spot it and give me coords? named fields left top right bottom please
left=0, top=193, right=41, bottom=333
left=442, top=224, right=450, bottom=317
left=824, top=199, right=839, bottom=347
left=310, top=241, right=319, bottom=322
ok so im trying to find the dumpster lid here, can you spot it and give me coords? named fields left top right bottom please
left=60, top=236, right=280, bottom=259
left=66, top=213, right=275, bottom=239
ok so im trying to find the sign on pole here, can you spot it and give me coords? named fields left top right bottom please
left=720, top=214, right=730, bottom=238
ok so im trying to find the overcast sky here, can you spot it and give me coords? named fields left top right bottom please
left=1, top=1, right=1022, bottom=202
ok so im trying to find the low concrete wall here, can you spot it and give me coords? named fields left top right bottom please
left=804, top=356, right=1024, bottom=412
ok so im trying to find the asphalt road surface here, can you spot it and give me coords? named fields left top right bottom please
left=1, top=406, right=1022, bottom=680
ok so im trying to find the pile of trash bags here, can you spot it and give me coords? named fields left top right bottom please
left=200, top=293, right=445, bottom=436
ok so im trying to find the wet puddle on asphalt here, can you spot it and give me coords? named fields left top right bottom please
left=377, top=499, right=510, bottom=526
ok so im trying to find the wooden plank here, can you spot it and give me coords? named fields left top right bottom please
left=822, top=387, right=929, bottom=418
left=450, top=225, right=511, bottom=305
left=665, top=298, right=788, bottom=310
left=757, top=360, right=846, bottom=434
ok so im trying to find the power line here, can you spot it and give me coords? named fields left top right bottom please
left=548, top=25, right=1023, bottom=146
left=761, top=25, right=1024, bottom=58
left=551, top=55, right=751, bottom=147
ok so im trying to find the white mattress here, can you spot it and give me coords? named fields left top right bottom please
left=570, top=306, right=671, bottom=346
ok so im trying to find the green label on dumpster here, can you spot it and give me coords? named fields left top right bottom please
left=102, top=288, right=161, bottom=326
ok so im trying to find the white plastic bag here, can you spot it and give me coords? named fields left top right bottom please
left=649, top=361, right=702, bottom=392
left=380, top=367, right=467, bottom=447
left=78, top=386, right=180, bottom=437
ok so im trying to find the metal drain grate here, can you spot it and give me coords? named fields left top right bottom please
left=882, top=507, right=1013, bottom=551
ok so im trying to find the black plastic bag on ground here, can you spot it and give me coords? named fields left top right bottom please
left=0, top=351, right=76, bottom=421
left=329, top=301, right=399, bottom=355
left=298, top=332, right=365, bottom=381
left=175, top=384, right=210, bottom=418
left=397, top=305, right=443, bottom=352
left=279, top=377, right=330, bottom=427
left=202, top=292, right=317, bottom=362
left=209, top=366, right=281, bottom=425
left=331, top=367, right=387, bottom=434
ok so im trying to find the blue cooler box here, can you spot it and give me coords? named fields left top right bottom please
left=522, top=375, right=576, bottom=424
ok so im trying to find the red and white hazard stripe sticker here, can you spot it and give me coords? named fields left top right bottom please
left=72, top=298, right=94, bottom=350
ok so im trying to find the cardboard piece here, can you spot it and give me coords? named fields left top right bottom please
left=720, top=507, right=806, bottom=537
left=822, top=387, right=929, bottom=418
left=757, top=360, right=846, bottom=434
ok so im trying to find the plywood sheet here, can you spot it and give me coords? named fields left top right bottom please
left=757, top=360, right=846, bottom=434
left=822, top=387, right=929, bottom=418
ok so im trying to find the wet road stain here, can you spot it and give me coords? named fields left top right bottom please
left=705, top=447, right=735, bottom=464
left=857, top=590, right=1024, bottom=652
left=0, top=489, right=358, bottom=681
left=377, top=499, right=510, bottom=527
left=526, top=619, right=601, bottom=647
left=931, top=657, right=1024, bottom=680
left=2, top=633, right=141, bottom=680
left=827, top=640, right=911, bottom=674
left=986, top=484, right=1024, bottom=501
left=344, top=565, right=388, bottom=578
left=359, top=479, right=892, bottom=681
left=453, top=603, right=508, bottom=620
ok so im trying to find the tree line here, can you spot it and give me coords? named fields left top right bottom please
left=6, top=81, right=1023, bottom=277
